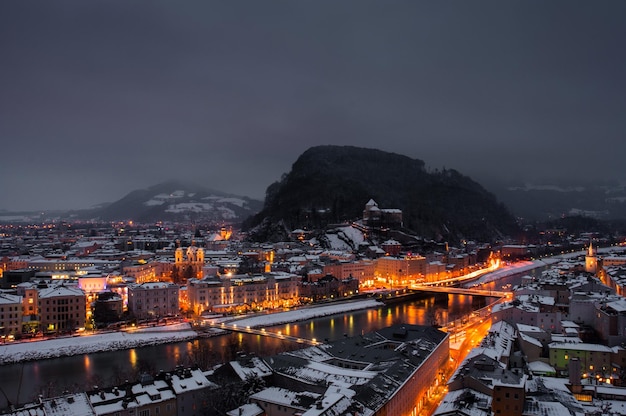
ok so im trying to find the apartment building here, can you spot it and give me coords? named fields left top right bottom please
left=0, top=293, right=23, bottom=336
left=322, top=259, right=375, bottom=284
left=39, top=285, right=86, bottom=333
left=127, top=282, right=179, bottom=320
left=187, top=272, right=299, bottom=315
left=376, top=255, right=427, bottom=286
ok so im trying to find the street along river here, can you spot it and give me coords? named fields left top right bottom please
left=0, top=266, right=541, bottom=411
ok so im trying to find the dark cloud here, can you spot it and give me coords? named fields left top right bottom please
left=1, top=1, right=625, bottom=211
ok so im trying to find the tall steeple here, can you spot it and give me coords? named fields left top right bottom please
left=585, top=239, right=597, bottom=274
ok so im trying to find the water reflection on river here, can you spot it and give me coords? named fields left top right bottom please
left=0, top=291, right=502, bottom=410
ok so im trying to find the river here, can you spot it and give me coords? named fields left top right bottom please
left=0, top=264, right=544, bottom=411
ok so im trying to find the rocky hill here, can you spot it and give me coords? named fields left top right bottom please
left=244, top=145, right=520, bottom=243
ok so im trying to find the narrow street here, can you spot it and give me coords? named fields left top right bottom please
left=420, top=316, right=494, bottom=415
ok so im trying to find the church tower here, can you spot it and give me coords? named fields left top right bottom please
left=585, top=240, right=597, bottom=274
left=175, top=247, right=184, bottom=264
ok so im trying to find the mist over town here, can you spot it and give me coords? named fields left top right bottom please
left=2, top=1, right=626, bottom=416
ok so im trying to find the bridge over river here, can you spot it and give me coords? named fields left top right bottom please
left=411, top=285, right=511, bottom=298
left=201, top=321, right=321, bottom=345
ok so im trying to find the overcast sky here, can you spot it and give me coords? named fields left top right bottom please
left=1, top=1, right=625, bottom=211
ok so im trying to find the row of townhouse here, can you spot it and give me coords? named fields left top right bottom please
left=321, top=252, right=476, bottom=289
left=493, top=268, right=626, bottom=345
left=0, top=280, right=180, bottom=336
left=5, top=267, right=351, bottom=334
left=435, top=251, right=626, bottom=416
left=435, top=318, right=620, bottom=416
left=2, top=284, right=88, bottom=335
left=482, top=254, right=626, bottom=389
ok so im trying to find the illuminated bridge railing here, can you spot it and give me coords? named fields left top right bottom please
left=203, top=322, right=321, bottom=346
left=411, top=285, right=511, bottom=298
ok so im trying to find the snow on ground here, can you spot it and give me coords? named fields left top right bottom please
left=337, top=226, right=365, bottom=247
left=215, top=299, right=382, bottom=328
left=473, top=247, right=624, bottom=287
left=324, top=233, right=352, bottom=251
left=471, top=260, right=548, bottom=286
left=0, top=301, right=382, bottom=365
left=165, top=202, right=214, bottom=213
left=202, top=196, right=248, bottom=208
left=216, top=206, right=237, bottom=219
left=323, top=226, right=366, bottom=251
left=0, top=323, right=197, bottom=365
left=0, top=258, right=564, bottom=365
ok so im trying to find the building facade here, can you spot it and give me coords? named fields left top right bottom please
left=376, top=255, right=427, bottom=287
left=122, top=260, right=160, bottom=283
left=187, top=273, right=300, bottom=315
left=127, top=282, right=180, bottom=320
left=39, top=285, right=86, bottom=333
left=323, top=259, right=376, bottom=285
left=0, top=293, right=23, bottom=337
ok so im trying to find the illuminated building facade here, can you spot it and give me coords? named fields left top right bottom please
left=173, top=246, right=204, bottom=283
left=127, top=282, right=179, bottom=320
left=39, top=285, right=87, bottom=333
left=78, top=275, right=108, bottom=294
left=78, top=274, right=108, bottom=329
left=187, top=272, right=300, bottom=315
left=0, top=293, right=23, bottom=336
left=26, top=258, right=120, bottom=272
left=1, top=256, right=29, bottom=274
left=16, top=285, right=39, bottom=333
left=323, top=260, right=376, bottom=286
left=362, top=199, right=403, bottom=228
left=549, top=342, right=613, bottom=379
left=122, top=260, right=159, bottom=283
left=300, top=275, right=359, bottom=301
left=376, top=255, right=427, bottom=287
left=585, top=241, right=598, bottom=274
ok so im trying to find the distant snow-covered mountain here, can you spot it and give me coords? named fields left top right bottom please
left=487, top=181, right=626, bottom=221
left=82, top=181, right=263, bottom=223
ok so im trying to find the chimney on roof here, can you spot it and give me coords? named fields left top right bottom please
left=568, top=357, right=582, bottom=394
